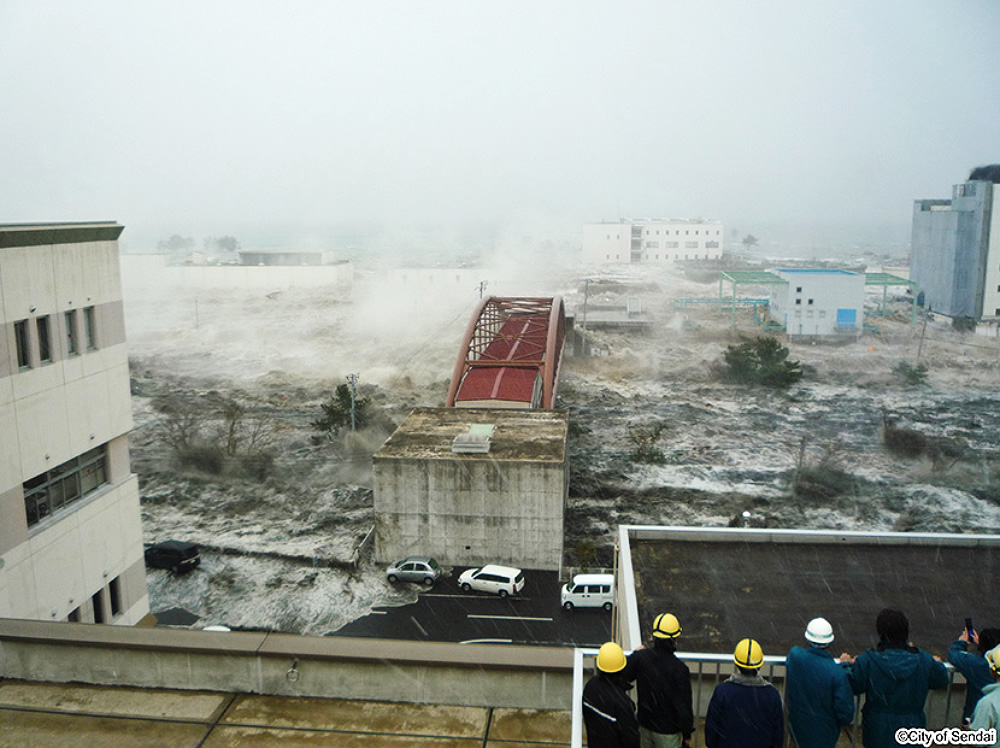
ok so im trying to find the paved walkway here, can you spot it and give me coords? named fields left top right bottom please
left=0, top=680, right=572, bottom=747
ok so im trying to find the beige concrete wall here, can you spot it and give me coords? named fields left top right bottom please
left=0, top=486, right=28, bottom=556
left=0, top=621, right=575, bottom=710
left=375, top=457, right=566, bottom=570
left=0, top=475, right=146, bottom=624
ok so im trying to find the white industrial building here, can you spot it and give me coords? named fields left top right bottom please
left=582, top=219, right=724, bottom=265
left=768, top=269, right=865, bottom=337
left=0, top=223, right=149, bottom=625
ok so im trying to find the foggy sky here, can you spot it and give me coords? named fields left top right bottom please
left=1, top=1, right=998, bottom=250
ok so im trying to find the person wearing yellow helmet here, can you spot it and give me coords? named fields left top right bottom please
left=970, top=644, right=1000, bottom=743
left=785, top=617, right=854, bottom=748
left=704, top=637, right=784, bottom=748
left=621, top=613, right=693, bottom=748
left=583, top=641, right=640, bottom=748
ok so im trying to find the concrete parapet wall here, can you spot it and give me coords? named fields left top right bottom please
left=0, top=618, right=574, bottom=710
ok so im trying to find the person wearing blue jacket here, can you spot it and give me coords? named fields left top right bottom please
left=949, top=627, right=1000, bottom=725
left=705, top=638, right=784, bottom=748
left=786, top=617, right=855, bottom=748
left=842, top=608, right=949, bottom=748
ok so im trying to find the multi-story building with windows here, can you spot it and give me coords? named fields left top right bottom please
left=0, top=222, right=149, bottom=625
left=911, top=173, right=1000, bottom=323
left=582, top=218, right=725, bottom=265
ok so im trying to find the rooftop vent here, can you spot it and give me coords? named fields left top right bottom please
left=451, top=424, right=496, bottom=454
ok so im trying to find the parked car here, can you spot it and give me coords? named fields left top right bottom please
left=385, top=556, right=442, bottom=586
left=458, top=565, right=525, bottom=598
left=561, top=573, right=614, bottom=611
left=145, top=540, right=201, bottom=572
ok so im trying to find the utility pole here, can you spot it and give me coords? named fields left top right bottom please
left=346, top=373, right=359, bottom=432
left=581, top=279, right=590, bottom=356
left=916, top=304, right=930, bottom=362
left=478, top=280, right=488, bottom=299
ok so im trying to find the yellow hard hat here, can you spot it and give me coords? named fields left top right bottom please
left=652, top=613, right=682, bottom=639
left=987, top=645, right=1000, bottom=677
left=734, top=638, right=764, bottom=669
left=596, top=641, right=627, bottom=673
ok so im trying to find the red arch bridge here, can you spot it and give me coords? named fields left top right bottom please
left=445, top=296, right=566, bottom=410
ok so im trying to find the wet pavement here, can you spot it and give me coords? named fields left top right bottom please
left=333, top=568, right=613, bottom=647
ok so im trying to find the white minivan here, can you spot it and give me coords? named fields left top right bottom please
left=458, top=564, right=525, bottom=598
left=560, top=573, right=614, bottom=611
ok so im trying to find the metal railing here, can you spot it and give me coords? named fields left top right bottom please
left=572, top=648, right=965, bottom=748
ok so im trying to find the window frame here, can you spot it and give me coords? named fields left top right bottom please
left=14, top=319, right=31, bottom=368
left=36, top=315, right=52, bottom=363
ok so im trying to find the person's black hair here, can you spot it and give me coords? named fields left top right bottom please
left=876, top=608, right=909, bottom=647
left=979, top=628, right=1000, bottom=655
left=654, top=637, right=677, bottom=653
left=736, top=665, right=759, bottom=676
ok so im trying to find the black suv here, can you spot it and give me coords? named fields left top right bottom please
left=145, top=540, right=201, bottom=572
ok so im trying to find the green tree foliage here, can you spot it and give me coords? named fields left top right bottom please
left=891, top=361, right=928, bottom=386
left=312, top=384, right=370, bottom=437
left=722, top=337, right=802, bottom=387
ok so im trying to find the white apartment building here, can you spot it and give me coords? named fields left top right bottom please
left=582, top=218, right=725, bottom=264
left=769, top=269, right=865, bottom=337
left=0, top=223, right=149, bottom=625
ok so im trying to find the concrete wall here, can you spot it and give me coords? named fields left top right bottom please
left=120, top=254, right=353, bottom=293
left=375, top=457, right=568, bottom=571
left=0, top=619, right=575, bottom=710
left=983, top=189, right=1000, bottom=319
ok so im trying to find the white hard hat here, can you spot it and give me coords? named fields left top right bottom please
left=805, top=617, right=834, bottom=645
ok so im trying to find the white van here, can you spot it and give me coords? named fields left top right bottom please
left=560, top=573, right=614, bottom=611
left=458, top=564, right=525, bottom=598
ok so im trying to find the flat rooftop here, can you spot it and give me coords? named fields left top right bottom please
left=0, top=680, right=572, bottom=747
left=374, top=407, right=568, bottom=462
left=626, top=527, right=1000, bottom=657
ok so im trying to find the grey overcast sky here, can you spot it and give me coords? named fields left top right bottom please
left=1, top=1, right=998, bottom=249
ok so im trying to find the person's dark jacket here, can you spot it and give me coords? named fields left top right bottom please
left=622, top=642, right=694, bottom=738
left=847, top=644, right=949, bottom=748
left=949, top=639, right=994, bottom=722
left=705, top=671, right=784, bottom=748
left=785, top=645, right=855, bottom=747
left=583, top=671, right=641, bottom=748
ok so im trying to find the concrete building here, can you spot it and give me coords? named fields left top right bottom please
left=768, top=268, right=865, bottom=337
left=582, top=218, right=724, bottom=264
left=0, top=222, right=149, bottom=625
left=373, top=407, right=568, bottom=572
left=911, top=176, right=1000, bottom=321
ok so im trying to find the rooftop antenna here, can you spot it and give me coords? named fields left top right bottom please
left=346, top=373, right=359, bottom=431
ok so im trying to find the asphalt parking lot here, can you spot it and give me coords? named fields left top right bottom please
left=333, top=568, right=613, bottom=647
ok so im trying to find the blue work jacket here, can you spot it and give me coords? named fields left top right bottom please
left=785, top=645, right=855, bottom=748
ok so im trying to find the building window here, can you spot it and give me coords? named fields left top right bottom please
left=646, top=241, right=659, bottom=248
left=794, top=310, right=802, bottom=318
left=807, top=310, right=814, bottom=318
left=36, top=316, right=52, bottom=363
left=14, top=319, right=31, bottom=368
left=808, top=299, right=814, bottom=305
left=65, top=310, right=79, bottom=355
left=666, top=242, right=679, bottom=248
left=706, top=241, right=719, bottom=248
left=796, top=286, right=802, bottom=293
left=819, top=310, right=827, bottom=318
left=68, top=607, right=81, bottom=622
left=84, top=306, right=97, bottom=350
left=685, top=241, right=698, bottom=249
left=110, top=577, right=122, bottom=617
left=795, top=299, right=802, bottom=305
left=23, top=444, right=108, bottom=528
left=92, top=589, right=105, bottom=624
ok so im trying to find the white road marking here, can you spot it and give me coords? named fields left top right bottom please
left=467, top=614, right=553, bottom=622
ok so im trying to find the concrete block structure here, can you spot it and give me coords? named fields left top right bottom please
left=373, top=408, right=568, bottom=572
left=0, top=222, right=149, bottom=625
left=911, top=177, right=1000, bottom=322
left=768, top=268, right=865, bottom=337
left=582, top=218, right=724, bottom=264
